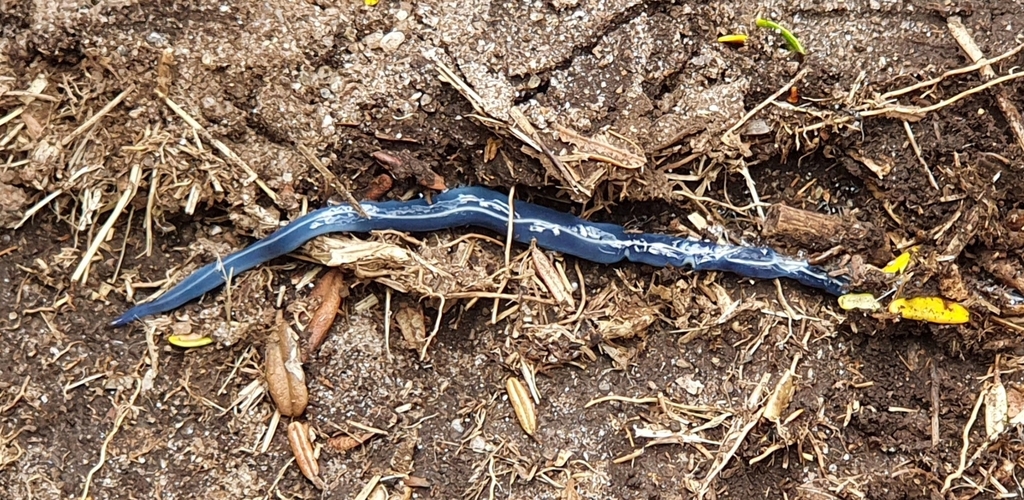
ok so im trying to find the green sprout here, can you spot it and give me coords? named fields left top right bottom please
left=755, top=18, right=806, bottom=55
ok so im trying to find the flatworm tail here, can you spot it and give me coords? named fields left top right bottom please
left=112, top=187, right=849, bottom=326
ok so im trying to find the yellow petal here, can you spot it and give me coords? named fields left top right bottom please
left=168, top=333, right=213, bottom=348
left=838, top=293, right=881, bottom=311
left=364, top=0, right=379, bottom=5
left=718, top=34, right=749, bottom=44
left=882, top=247, right=917, bottom=274
left=888, top=297, right=970, bottom=324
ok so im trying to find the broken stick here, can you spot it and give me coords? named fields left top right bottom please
left=762, top=204, right=889, bottom=263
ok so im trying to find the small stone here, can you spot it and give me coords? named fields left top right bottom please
left=380, top=31, right=406, bottom=53
left=675, top=374, right=704, bottom=396
left=147, top=32, right=168, bottom=46
left=742, top=119, right=772, bottom=136
left=420, top=94, right=437, bottom=113
left=450, top=418, right=465, bottom=434
left=363, top=32, right=384, bottom=50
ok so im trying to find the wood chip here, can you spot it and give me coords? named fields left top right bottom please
left=360, top=173, right=394, bottom=202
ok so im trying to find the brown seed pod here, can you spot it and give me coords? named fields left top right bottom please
left=287, top=421, right=324, bottom=489
left=305, top=269, right=347, bottom=358
left=265, top=312, right=308, bottom=417
left=506, top=377, right=537, bottom=436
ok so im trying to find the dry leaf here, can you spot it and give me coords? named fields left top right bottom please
left=484, top=138, right=501, bottom=162
left=554, top=124, right=646, bottom=170
left=371, top=150, right=447, bottom=190
left=367, top=485, right=387, bottom=500
left=266, top=312, right=308, bottom=417
left=404, top=476, right=431, bottom=488
left=888, top=297, right=970, bottom=324
left=1008, top=385, right=1024, bottom=425
left=847, top=149, right=894, bottom=179
left=595, top=304, right=659, bottom=340
left=838, top=293, right=881, bottom=311
left=554, top=450, right=573, bottom=467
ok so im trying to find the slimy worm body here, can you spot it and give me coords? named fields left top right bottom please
left=112, top=186, right=849, bottom=326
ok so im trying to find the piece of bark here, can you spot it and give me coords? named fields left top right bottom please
left=359, top=173, right=394, bottom=202
left=762, top=204, right=890, bottom=264
left=940, top=263, right=970, bottom=301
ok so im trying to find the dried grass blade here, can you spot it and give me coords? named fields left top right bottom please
left=71, top=164, right=142, bottom=283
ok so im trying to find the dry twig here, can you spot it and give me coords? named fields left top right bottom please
left=298, top=144, right=368, bottom=218
left=947, top=16, right=1024, bottom=153
left=722, top=68, right=809, bottom=141
left=161, top=96, right=279, bottom=202
left=61, top=84, right=135, bottom=147
left=79, top=379, right=142, bottom=500
left=71, top=164, right=142, bottom=283
left=902, top=121, right=939, bottom=191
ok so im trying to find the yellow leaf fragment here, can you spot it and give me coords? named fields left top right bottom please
left=882, top=247, right=917, bottom=274
left=168, top=333, right=213, bottom=348
left=888, top=297, right=970, bottom=324
left=364, top=0, right=379, bottom=5
left=838, top=293, right=881, bottom=311
left=718, top=34, right=749, bottom=44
